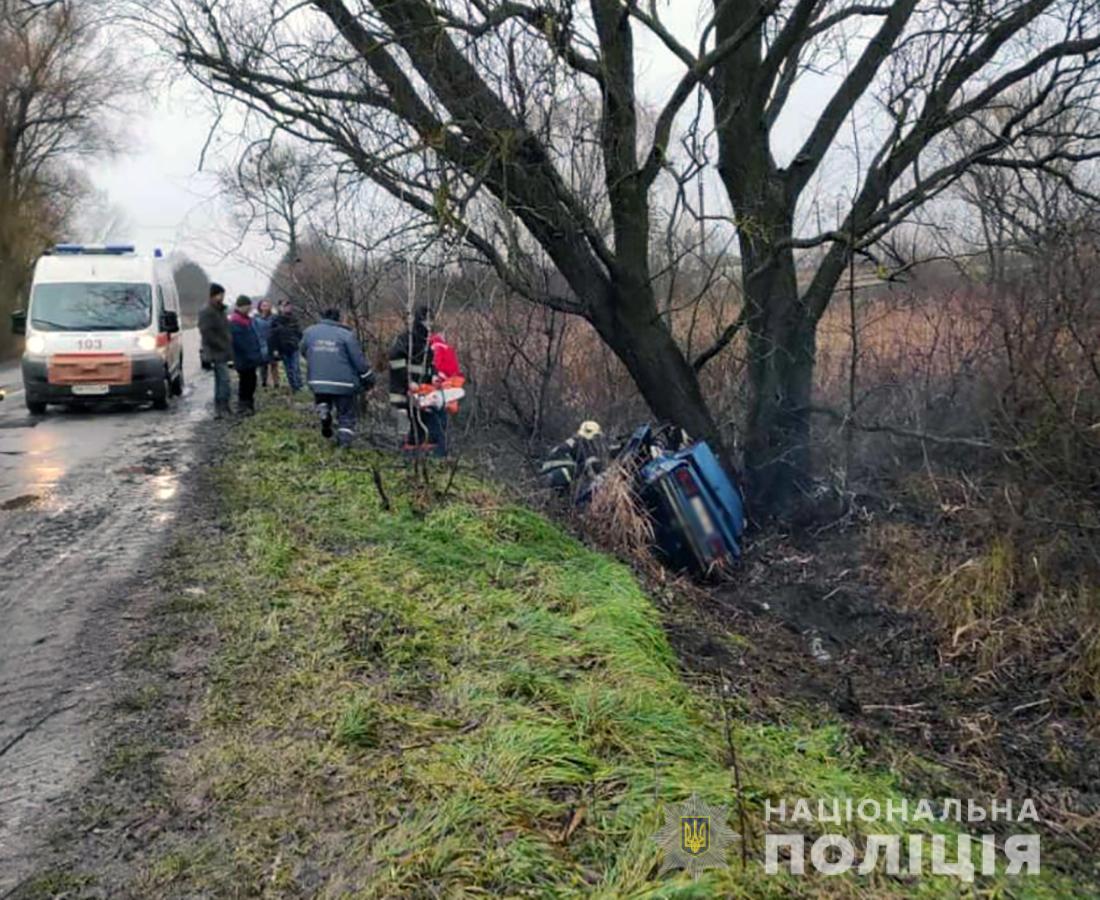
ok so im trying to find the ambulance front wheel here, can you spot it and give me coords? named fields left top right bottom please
left=171, top=361, right=184, bottom=397
left=152, top=372, right=170, bottom=410
left=25, top=397, right=46, bottom=415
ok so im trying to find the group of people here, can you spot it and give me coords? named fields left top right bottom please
left=197, top=283, right=461, bottom=455
left=198, top=285, right=305, bottom=416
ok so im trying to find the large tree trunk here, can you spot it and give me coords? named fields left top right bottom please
left=708, top=0, right=820, bottom=519
left=0, top=211, right=28, bottom=359
left=713, top=112, right=817, bottom=514
left=588, top=283, right=724, bottom=454
left=741, top=241, right=816, bottom=514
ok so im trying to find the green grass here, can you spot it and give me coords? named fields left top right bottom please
left=139, top=405, right=1084, bottom=898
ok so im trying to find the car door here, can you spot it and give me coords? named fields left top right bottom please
left=164, top=280, right=183, bottom=373
left=156, top=283, right=181, bottom=374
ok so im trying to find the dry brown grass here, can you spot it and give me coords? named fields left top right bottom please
left=580, top=461, right=657, bottom=571
left=871, top=516, right=1100, bottom=707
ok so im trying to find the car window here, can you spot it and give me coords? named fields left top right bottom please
left=30, top=283, right=153, bottom=332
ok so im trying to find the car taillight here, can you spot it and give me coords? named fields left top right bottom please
left=707, top=534, right=727, bottom=558
left=675, top=468, right=698, bottom=496
left=156, top=333, right=170, bottom=348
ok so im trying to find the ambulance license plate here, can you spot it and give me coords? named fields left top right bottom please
left=72, top=384, right=109, bottom=396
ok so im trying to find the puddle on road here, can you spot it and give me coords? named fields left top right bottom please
left=114, top=461, right=180, bottom=503
left=1, top=494, right=40, bottom=511
left=2, top=378, right=203, bottom=528
left=23, top=428, right=67, bottom=493
left=151, top=471, right=179, bottom=502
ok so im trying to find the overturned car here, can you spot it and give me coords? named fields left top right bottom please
left=541, top=422, right=745, bottom=576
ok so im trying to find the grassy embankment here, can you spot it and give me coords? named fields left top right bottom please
left=131, top=405, right=1077, bottom=897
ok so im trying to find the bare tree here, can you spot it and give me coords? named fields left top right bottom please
left=148, top=0, right=1100, bottom=516
left=952, top=88, right=1100, bottom=284
left=0, top=0, right=130, bottom=353
left=654, top=0, right=1100, bottom=510
left=222, top=139, right=328, bottom=255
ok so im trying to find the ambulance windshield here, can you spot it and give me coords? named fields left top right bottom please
left=30, top=282, right=152, bottom=332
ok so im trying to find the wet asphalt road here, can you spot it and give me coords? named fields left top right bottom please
left=0, top=330, right=209, bottom=892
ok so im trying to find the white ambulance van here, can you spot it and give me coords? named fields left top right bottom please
left=12, top=245, right=184, bottom=414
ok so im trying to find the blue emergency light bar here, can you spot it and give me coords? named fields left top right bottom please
left=51, top=243, right=136, bottom=255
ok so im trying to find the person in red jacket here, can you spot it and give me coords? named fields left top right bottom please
left=429, top=331, right=462, bottom=379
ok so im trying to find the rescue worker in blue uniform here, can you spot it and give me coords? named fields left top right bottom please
left=300, top=308, right=376, bottom=447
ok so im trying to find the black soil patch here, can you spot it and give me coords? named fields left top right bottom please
left=650, top=513, right=1100, bottom=872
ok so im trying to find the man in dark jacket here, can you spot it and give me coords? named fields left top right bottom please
left=389, top=304, right=445, bottom=456
left=198, top=283, right=232, bottom=417
left=229, top=296, right=264, bottom=415
left=270, top=300, right=304, bottom=392
left=300, top=308, right=376, bottom=448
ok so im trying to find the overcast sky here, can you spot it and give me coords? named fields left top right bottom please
left=82, top=3, right=843, bottom=297
left=84, top=77, right=279, bottom=296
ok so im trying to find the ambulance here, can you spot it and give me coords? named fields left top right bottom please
left=11, top=245, right=184, bottom=414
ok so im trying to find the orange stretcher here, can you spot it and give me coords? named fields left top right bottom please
left=412, top=375, right=466, bottom=414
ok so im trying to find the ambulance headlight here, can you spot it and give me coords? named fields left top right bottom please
left=136, top=333, right=158, bottom=352
left=26, top=334, right=46, bottom=354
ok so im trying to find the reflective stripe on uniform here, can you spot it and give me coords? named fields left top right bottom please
left=310, top=379, right=355, bottom=388
left=389, top=359, right=427, bottom=376
left=389, top=392, right=408, bottom=404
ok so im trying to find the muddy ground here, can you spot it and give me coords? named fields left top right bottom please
left=3, top=406, right=1098, bottom=894
left=665, top=503, right=1100, bottom=873
left=0, top=332, right=209, bottom=895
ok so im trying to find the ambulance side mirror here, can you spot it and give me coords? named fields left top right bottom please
left=161, top=311, right=180, bottom=334
left=11, top=310, right=26, bottom=336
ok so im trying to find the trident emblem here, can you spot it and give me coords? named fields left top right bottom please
left=654, top=795, right=737, bottom=879
left=681, top=816, right=710, bottom=856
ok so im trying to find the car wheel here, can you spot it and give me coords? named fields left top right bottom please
left=26, top=398, right=46, bottom=415
left=152, top=372, right=170, bottom=410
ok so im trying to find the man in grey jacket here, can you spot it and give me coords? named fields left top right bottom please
left=198, top=283, right=232, bottom=417
left=300, top=308, right=376, bottom=447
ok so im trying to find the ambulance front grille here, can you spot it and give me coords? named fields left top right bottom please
left=47, top=354, right=132, bottom=385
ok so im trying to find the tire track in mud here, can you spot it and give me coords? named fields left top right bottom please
left=0, top=350, right=209, bottom=892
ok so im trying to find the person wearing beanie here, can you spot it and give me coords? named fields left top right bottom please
left=198, top=282, right=232, bottom=417
left=229, top=295, right=264, bottom=415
